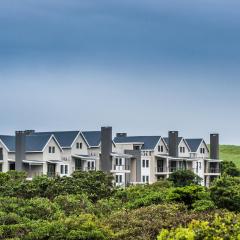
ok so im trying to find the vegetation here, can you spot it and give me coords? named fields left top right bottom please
left=220, top=144, right=240, bottom=168
left=0, top=167, right=239, bottom=239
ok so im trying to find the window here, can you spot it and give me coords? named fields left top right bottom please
left=0, top=164, right=2, bottom=172
left=146, top=176, right=149, bottom=183
left=200, top=148, right=205, bottom=154
left=116, top=175, right=122, bottom=183
left=161, top=146, right=164, bottom=152
left=142, top=160, right=145, bottom=168
left=158, top=146, right=161, bottom=152
left=142, top=175, right=149, bottom=183
left=116, top=158, right=122, bottom=166
left=48, top=146, right=55, bottom=154
left=180, top=147, right=185, bottom=153
left=0, top=148, right=3, bottom=160
left=60, top=165, right=68, bottom=175
left=79, top=143, right=82, bottom=149
left=146, top=160, right=149, bottom=168
left=76, top=142, right=79, bottom=149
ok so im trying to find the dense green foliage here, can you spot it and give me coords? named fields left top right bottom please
left=0, top=169, right=239, bottom=239
left=221, top=160, right=240, bottom=176
left=158, top=213, right=240, bottom=239
left=168, top=170, right=202, bottom=187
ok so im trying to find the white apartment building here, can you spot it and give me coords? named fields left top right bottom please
left=0, top=128, right=221, bottom=187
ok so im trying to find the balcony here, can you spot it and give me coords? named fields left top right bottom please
left=205, top=168, right=221, bottom=174
left=155, top=167, right=194, bottom=174
left=111, top=165, right=130, bottom=172
left=155, top=167, right=168, bottom=173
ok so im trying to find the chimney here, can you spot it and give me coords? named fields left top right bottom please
left=24, top=130, right=35, bottom=135
left=168, top=131, right=179, bottom=157
left=210, top=133, right=219, bottom=160
left=100, top=127, right=112, bottom=172
left=116, top=133, right=127, bottom=137
left=15, top=131, right=27, bottom=171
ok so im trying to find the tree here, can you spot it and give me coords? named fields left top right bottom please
left=221, top=160, right=240, bottom=177
left=210, top=174, right=240, bottom=212
left=168, top=170, right=202, bottom=187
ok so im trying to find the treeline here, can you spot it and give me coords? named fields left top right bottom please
left=0, top=160, right=239, bottom=239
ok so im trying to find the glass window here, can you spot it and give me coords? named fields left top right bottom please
left=142, top=160, right=145, bottom=168
left=80, top=143, right=82, bottom=149
left=48, top=146, right=52, bottom=153
left=158, top=146, right=160, bottom=152
left=146, top=176, right=149, bottom=183
left=65, top=165, right=68, bottom=174
left=0, top=148, right=3, bottom=160
left=52, top=147, right=55, bottom=153
left=146, top=160, right=149, bottom=168
left=142, top=176, right=145, bottom=183
left=60, top=165, right=64, bottom=174
left=76, top=142, right=79, bottom=149
left=161, top=146, right=164, bottom=152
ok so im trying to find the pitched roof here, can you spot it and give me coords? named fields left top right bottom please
left=185, top=139, right=204, bottom=152
left=81, top=131, right=101, bottom=147
left=0, top=135, right=15, bottom=151
left=163, top=137, right=183, bottom=146
left=0, top=134, right=55, bottom=152
left=114, top=136, right=161, bottom=150
left=33, top=131, right=79, bottom=148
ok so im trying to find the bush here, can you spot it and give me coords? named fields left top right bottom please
left=210, top=174, right=240, bottom=212
left=158, top=212, right=240, bottom=240
left=168, top=170, right=202, bottom=187
left=221, top=160, right=240, bottom=176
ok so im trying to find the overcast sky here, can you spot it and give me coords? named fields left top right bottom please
left=0, top=0, right=240, bottom=144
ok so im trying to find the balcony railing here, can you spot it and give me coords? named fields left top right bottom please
left=113, top=165, right=130, bottom=171
left=156, top=167, right=194, bottom=173
left=205, top=168, right=220, bottom=174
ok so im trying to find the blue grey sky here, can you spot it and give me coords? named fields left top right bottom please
left=0, top=0, right=240, bottom=144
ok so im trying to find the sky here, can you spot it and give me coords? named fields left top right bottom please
left=0, top=0, right=240, bottom=144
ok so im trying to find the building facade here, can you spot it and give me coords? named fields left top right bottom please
left=0, top=128, right=221, bottom=187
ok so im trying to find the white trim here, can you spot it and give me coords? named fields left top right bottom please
left=22, top=160, right=45, bottom=165
left=111, top=153, right=133, bottom=158
left=80, top=132, right=91, bottom=148
left=0, top=138, right=10, bottom=152
left=72, top=154, right=99, bottom=161
left=42, top=135, right=63, bottom=152
left=179, top=138, right=191, bottom=152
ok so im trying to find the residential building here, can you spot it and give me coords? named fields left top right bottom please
left=0, top=128, right=221, bottom=187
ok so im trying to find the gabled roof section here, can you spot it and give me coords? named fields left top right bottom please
left=163, top=137, right=183, bottom=146
left=33, top=131, right=79, bottom=148
left=0, top=135, right=15, bottom=151
left=0, top=134, right=62, bottom=152
left=185, top=138, right=208, bottom=152
left=114, top=136, right=161, bottom=150
left=81, top=131, right=101, bottom=147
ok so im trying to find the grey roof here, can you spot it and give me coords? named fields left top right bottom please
left=0, top=134, right=53, bottom=152
left=114, top=136, right=161, bottom=150
left=163, top=137, right=183, bottom=147
left=185, top=139, right=204, bottom=152
left=33, top=131, right=79, bottom=148
left=0, top=135, right=15, bottom=151
left=81, top=131, right=101, bottom=147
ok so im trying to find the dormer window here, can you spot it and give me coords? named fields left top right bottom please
left=48, top=146, right=55, bottom=153
left=158, top=145, right=164, bottom=152
left=200, top=148, right=205, bottom=154
left=180, top=147, right=185, bottom=153
left=76, top=142, right=83, bottom=149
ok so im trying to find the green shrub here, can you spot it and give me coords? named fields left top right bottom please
left=158, top=212, right=240, bottom=240
left=169, top=170, right=202, bottom=187
left=210, top=174, right=240, bottom=212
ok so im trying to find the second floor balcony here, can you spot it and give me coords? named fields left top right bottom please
left=112, top=165, right=130, bottom=172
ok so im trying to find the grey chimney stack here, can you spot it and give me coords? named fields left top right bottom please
left=15, top=131, right=27, bottom=171
left=100, top=127, right=112, bottom=172
left=168, top=131, right=179, bottom=157
left=210, top=133, right=219, bottom=160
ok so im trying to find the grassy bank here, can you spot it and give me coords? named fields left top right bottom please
left=220, top=145, right=240, bottom=168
